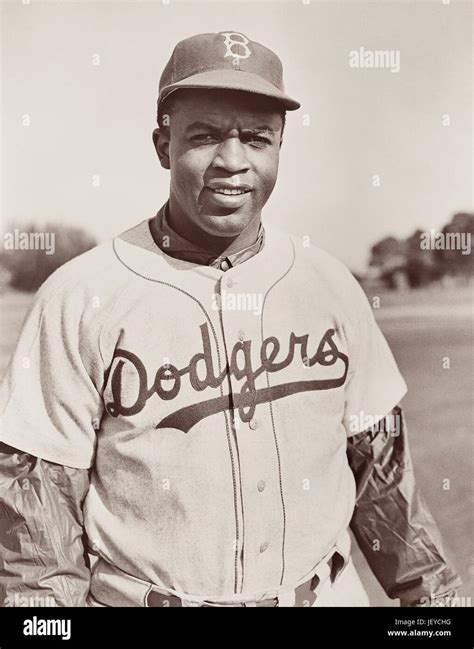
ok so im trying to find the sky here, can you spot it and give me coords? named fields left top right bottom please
left=1, top=0, right=472, bottom=271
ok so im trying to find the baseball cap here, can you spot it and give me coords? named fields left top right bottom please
left=158, top=31, right=301, bottom=112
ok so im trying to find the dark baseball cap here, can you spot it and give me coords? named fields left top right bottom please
left=158, top=31, right=301, bottom=112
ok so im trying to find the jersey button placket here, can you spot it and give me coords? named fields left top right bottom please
left=218, top=272, right=248, bottom=592
left=218, top=271, right=279, bottom=591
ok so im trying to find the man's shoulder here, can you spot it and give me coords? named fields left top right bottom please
left=268, top=226, right=370, bottom=315
left=34, top=236, right=128, bottom=312
left=273, top=227, right=360, bottom=285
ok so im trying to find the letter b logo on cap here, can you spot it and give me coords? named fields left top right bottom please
left=221, top=32, right=251, bottom=60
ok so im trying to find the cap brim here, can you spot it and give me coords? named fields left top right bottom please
left=159, top=69, right=300, bottom=111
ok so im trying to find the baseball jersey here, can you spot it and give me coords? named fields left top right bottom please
left=0, top=211, right=407, bottom=598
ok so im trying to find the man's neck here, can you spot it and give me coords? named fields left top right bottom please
left=167, top=197, right=261, bottom=256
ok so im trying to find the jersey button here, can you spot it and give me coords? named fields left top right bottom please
left=260, top=542, right=269, bottom=553
left=257, top=480, right=266, bottom=492
left=226, top=278, right=234, bottom=288
left=238, top=330, right=245, bottom=341
left=249, top=419, right=258, bottom=430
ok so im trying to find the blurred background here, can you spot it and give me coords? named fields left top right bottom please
left=1, top=0, right=472, bottom=606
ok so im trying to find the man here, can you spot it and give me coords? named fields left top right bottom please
left=0, top=31, right=460, bottom=608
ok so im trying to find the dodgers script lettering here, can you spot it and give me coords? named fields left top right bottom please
left=105, top=324, right=349, bottom=433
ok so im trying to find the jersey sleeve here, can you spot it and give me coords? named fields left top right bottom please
left=342, top=282, right=407, bottom=437
left=0, top=442, right=91, bottom=606
left=0, top=275, right=104, bottom=469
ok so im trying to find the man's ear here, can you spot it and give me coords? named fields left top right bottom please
left=152, top=127, right=170, bottom=170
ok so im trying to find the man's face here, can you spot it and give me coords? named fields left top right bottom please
left=156, top=89, right=283, bottom=238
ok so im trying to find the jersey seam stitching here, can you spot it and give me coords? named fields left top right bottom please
left=260, top=237, right=296, bottom=586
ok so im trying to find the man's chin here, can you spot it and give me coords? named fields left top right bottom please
left=196, top=210, right=254, bottom=238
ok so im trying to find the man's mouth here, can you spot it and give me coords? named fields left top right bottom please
left=203, top=182, right=253, bottom=210
left=210, top=187, right=250, bottom=195
left=206, top=181, right=252, bottom=195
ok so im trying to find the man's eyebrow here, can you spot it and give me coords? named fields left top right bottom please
left=242, top=126, right=277, bottom=136
left=184, top=122, right=278, bottom=135
left=185, top=121, right=220, bottom=133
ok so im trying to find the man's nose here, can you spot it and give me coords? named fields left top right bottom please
left=212, top=136, right=250, bottom=174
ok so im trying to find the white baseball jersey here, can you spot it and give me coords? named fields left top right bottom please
left=0, top=215, right=407, bottom=598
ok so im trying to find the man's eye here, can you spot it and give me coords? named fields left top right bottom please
left=245, top=136, right=271, bottom=147
left=192, top=134, right=216, bottom=143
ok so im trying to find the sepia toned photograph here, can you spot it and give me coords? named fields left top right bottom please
left=0, top=0, right=472, bottom=647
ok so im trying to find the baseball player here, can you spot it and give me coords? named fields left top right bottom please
left=0, top=31, right=460, bottom=608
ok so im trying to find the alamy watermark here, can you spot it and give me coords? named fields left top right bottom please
left=420, top=229, right=471, bottom=255
left=23, top=616, right=71, bottom=641
left=212, top=291, right=263, bottom=316
left=349, top=47, right=400, bottom=73
left=419, top=595, right=471, bottom=607
left=3, top=229, right=55, bottom=255
left=4, top=593, right=57, bottom=607
left=349, top=410, right=401, bottom=436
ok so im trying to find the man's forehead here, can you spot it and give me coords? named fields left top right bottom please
left=168, top=90, right=282, bottom=123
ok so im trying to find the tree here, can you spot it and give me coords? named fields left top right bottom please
left=438, top=213, right=474, bottom=277
left=0, top=222, right=97, bottom=292
left=405, top=228, right=444, bottom=288
left=369, top=236, right=406, bottom=269
left=368, top=213, right=474, bottom=289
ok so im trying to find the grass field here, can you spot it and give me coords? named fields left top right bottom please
left=0, top=286, right=472, bottom=606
